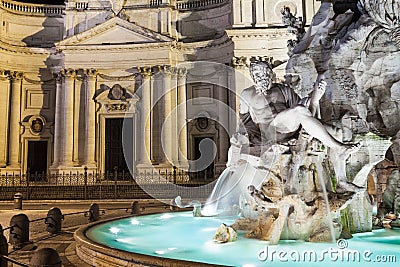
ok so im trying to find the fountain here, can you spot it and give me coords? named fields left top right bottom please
left=75, top=1, right=400, bottom=266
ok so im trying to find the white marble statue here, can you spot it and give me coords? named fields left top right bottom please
left=234, top=60, right=361, bottom=192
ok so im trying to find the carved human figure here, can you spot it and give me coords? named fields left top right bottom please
left=234, top=61, right=361, bottom=192
left=281, top=6, right=305, bottom=41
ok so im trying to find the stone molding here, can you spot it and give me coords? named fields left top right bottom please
left=98, top=73, right=138, bottom=81
left=56, top=42, right=173, bottom=52
left=226, top=28, right=292, bottom=39
left=52, top=66, right=187, bottom=81
left=177, top=34, right=231, bottom=51
left=23, top=76, right=54, bottom=85
left=0, top=40, right=51, bottom=55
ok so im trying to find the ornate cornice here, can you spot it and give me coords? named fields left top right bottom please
left=57, top=42, right=173, bottom=52
left=176, top=35, right=232, bottom=52
left=226, top=28, right=292, bottom=39
left=0, top=40, right=51, bottom=56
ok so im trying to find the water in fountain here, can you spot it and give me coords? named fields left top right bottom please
left=315, top=156, right=337, bottom=243
left=201, top=161, right=267, bottom=217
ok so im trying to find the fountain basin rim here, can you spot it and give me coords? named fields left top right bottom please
left=74, top=212, right=230, bottom=267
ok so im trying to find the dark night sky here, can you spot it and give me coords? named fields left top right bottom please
left=15, top=0, right=65, bottom=5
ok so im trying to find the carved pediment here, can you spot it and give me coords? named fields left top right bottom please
left=95, top=84, right=140, bottom=114
left=57, top=17, right=174, bottom=47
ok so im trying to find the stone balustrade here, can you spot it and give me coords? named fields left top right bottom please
left=0, top=0, right=64, bottom=16
left=0, top=0, right=228, bottom=15
left=75, top=1, right=88, bottom=10
left=149, top=0, right=163, bottom=6
left=176, top=0, right=227, bottom=10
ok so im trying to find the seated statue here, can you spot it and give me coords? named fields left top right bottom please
left=231, top=60, right=361, bottom=193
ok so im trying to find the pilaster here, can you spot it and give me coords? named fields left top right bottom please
left=84, top=69, right=98, bottom=167
left=50, top=73, right=64, bottom=169
left=217, top=68, right=230, bottom=164
left=159, top=65, right=173, bottom=166
left=8, top=71, right=23, bottom=168
left=74, top=72, right=83, bottom=164
left=177, top=67, right=188, bottom=169
left=62, top=68, right=76, bottom=166
left=0, top=70, right=10, bottom=167
left=138, top=67, right=153, bottom=166
left=232, top=57, right=251, bottom=113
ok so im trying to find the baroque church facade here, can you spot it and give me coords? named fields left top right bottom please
left=0, top=0, right=320, bottom=177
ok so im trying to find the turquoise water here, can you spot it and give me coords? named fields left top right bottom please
left=86, top=212, right=400, bottom=267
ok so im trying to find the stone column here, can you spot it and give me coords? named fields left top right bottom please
left=170, top=67, right=178, bottom=164
left=160, top=66, right=173, bottom=165
left=8, top=71, right=23, bottom=168
left=151, top=69, right=162, bottom=164
left=73, top=74, right=83, bottom=164
left=51, top=74, right=64, bottom=168
left=177, top=68, right=188, bottom=168
left=138, top=67, right=152, bottom=165
left=85, top=69, right=98, bottom=167
left=217, top=69, right=230, bottom=163
left=232, top=58, right=251, bottom=113
left=0, top=70, right=10, bottom=167
left=62, top=69, right=76, bottom=166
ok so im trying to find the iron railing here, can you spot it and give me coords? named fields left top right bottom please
left=0, top=168, right=221, bottom=200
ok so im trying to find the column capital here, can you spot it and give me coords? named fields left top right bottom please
left=177, top=67, right=187, bottom=79
left=7, top=71, right=24, bottom=81
left=157, top=65, right=174, bottom=75
left=232, top=56, right=248, bottom=69
left=0, top=69, right=8, bottom=80
left=61, top=68, right=77, bottom=78
left=54, top=72, right=64, bottom=83
left=83, top=68, right=98, bottom=77
left=138, top=66, right=153, bottom=78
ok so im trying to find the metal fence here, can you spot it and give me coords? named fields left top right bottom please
left=0, top=168, right=222, bottom=200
